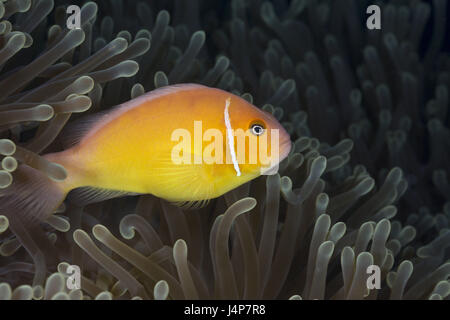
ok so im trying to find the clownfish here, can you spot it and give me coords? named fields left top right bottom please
left=7, top=84, right=291, bottom=222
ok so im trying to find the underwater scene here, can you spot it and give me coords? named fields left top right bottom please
left=0, top=0, right=449, bottom=302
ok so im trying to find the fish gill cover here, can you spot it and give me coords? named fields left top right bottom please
left=0, top=0, right=449, bottom=300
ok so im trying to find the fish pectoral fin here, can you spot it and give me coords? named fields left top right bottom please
left=151, top=150, right=216, bottom=204
left=67, top=186, right=141, bottom=206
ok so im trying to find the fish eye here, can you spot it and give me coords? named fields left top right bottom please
left=250, top=122, right=265, bottom=136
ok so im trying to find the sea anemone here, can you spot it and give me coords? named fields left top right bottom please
left=0, top=0, right=149, bottom=288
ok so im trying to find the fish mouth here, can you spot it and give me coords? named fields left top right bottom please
left=279, top=139, right=292, bottom=162
left=259, top=139, right=292, bottom=175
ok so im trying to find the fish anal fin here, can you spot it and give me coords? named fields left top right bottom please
left=67, top=186, right=140, bottom=206
left=170, top=199, right=211, bottom=210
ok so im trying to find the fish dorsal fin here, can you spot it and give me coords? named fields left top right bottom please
left=66, top=186, right=140, bottom=206
left=60, top=109, right=115, bottom=148
left=60, top=84, right=208, bottom=148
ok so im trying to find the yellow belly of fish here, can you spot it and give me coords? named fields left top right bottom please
left=81, top=150, right=258, bottom=203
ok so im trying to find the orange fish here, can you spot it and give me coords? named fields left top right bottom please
left=9, top=84, right=291, bottom=221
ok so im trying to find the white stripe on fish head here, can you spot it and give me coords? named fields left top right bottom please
left=224, top=97, right=241, bottom=177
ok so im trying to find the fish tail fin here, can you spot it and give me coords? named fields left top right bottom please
left=0, top=165, right=68, bottom=225
left=0, top=148, right=85, bottom=224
